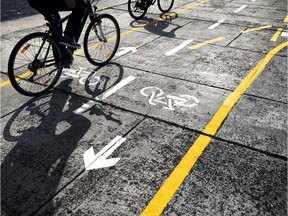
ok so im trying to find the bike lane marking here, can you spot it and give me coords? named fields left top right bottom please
left=271, top=28, right=284, bottom=42
left=241, top=25, right=272, bottom=33
left=188, top=37, right=225, bottom=50
left=0, top=0, right=209, bottom=89
left=208, top=19, right=225, bottom=30
left=141, top=41, right=288, bottom=216
left=234, top=5, right=247, bottom=13
left=74, top=75, right=136, bottom=114
left=164, top=39, right=193, bottom=56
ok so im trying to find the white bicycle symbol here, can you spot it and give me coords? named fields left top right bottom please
left=140, top=87, right=199, bottom=111
left=61, top=67, right=100, bottom=86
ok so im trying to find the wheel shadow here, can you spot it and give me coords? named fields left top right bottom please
left=129, top=11, right=181, bottom=38
left=59, top=62, right=125, bottom=124
left=1, top=79, right=91, bottom=215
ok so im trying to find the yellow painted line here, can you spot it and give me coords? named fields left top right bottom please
left=0, top=71, right=32, bottom=88
left=284, top=15, right=288, bottom=22
left=241, top=25, right=272, bottom=33
left=1, top=0, right=209, bottom=88
left=188, top=37, right=225, bottom=50
left=0, top=80, right=11, bottom=88
left=271, top=28, right=283, bottom=42
left=141, top=41, right=288, bottom=216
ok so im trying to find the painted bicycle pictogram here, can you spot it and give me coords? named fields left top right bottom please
left=61, top=67, right=100, bottom=86
left=140, top=86, right=199, bottom=110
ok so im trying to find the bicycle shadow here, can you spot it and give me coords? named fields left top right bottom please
left=1, top=79, right=91, bottom=215
left=61, top=62, right=124, bottom=124
left=129, top=12, right=181, bottom=38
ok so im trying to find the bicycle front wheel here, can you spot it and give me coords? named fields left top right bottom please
left=128, top=0, right=148, bottom=20
left=157, top=0, right=174, bottom=13
left=84, top=14, right=120, bottom=66
left=8, top=32, right=62, bottom=96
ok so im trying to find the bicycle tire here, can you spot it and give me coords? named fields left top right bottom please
left=128, top=0, right=148, bottom=20
left=84, top=14, right=120, bottom=66
left=157, top=0, right=174, bottom=13
left=8, top=32, right=62, bottom=96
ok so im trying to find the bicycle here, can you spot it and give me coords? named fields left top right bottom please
left=128, top=0, right=174, bottom=20
left=8, top=0, right=120, bottom=97
left=140, top=87, right=199, bottom=110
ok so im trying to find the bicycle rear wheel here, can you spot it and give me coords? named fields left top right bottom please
left=84, top=14, right=120, bottom=66
left=8, top=32, right=62, bottom=96
left=157, top=0, right=174, bottom=13
left=128, top=0, right=148, bottom=20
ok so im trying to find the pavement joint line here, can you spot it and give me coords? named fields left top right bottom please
left=241, top=25, right=272, bottom=33
left=0, top=0, right=209, bottom=88
left=188, top=37, right=225, bottom=50
left=140, top=41, right=288, bottom=216
left=271, top=28, right=284, bottom=42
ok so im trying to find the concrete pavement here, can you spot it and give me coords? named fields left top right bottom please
left=1, top=0, right=287, bottom=215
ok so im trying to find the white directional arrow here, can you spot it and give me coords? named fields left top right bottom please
left=115, top=47, right=137, bottom=57
left=83, top=135, right=126, bottom=170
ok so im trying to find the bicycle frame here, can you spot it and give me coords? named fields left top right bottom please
left=47, top=0, right=98, bottom=43
left=33, top=1, right=103, bottom=68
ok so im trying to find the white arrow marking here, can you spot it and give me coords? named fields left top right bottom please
left=115, top=47, right=137, bottom=57
left=165, top=39, right=193, bottom=56
left=83, top=135, right=126, bottom=170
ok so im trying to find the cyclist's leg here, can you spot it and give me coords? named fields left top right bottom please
left=64, top=0, right=86, bottom=41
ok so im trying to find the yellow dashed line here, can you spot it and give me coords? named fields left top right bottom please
left=271, top=28, right=283, bottom=42
left=188, top=37, right=225, bottom=50
left=141, top=41, right=288, bottom=216
left=284, top=15, right=288, bottom=22
left=241, top=25, right=272, bottom=33
left=0, top=80, right=12, bottom=88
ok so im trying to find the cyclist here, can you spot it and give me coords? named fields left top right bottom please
left=27, top=0, right=87, bottom=65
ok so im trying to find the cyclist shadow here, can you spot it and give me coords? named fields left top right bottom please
left=1, top=79, right=91, bottom=215
left=77, top=62, right=124, bottom=124
left=129, top=12, right=181, bottom=38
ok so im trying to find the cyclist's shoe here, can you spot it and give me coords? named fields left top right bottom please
left=59, top=35, right=81, bottom=50
left=55, top=49, right=74, bottom=68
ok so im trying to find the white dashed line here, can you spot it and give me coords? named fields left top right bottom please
left=165, top=39, right=193, bottom=56
left=74, top=76, right=136, bottom=114
left=234, top=5, right=247, bottom=13
left=208, top=19, right=225, bottom=29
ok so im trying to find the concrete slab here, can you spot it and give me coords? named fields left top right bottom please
left=177, top=7, right=286, bottom=28
left=0, top=73, right=34, bottom=117
left=230, top=0, right=279, bottom=7
left=1, top=86, right=144, bottom=215
left=164, top=19, right=244, bottom=44
left=217, top=94, right=287, bottom=157
left=28, top=118, right=201, bottom=215
left=55, top=65, right=228, bottom=132
left=228, top=28, right=288, bottom=55
left=25, top=118, right=287, bottom=215
left=163, top=138, right=287, bottom=215
left=245, top=55, right=287, bottom=103
left=213, top=2, right=287, bottom=21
